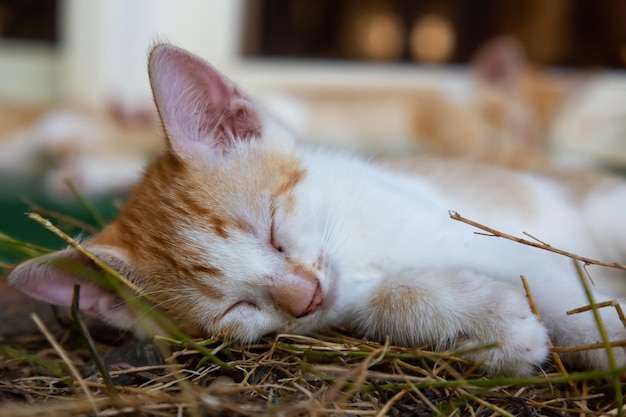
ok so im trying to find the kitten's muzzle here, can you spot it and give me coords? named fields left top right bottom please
left=270, top=267, right=322, bottom=318
left=298, top=284, right=323, bottom=318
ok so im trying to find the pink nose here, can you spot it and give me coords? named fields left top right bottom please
left=269, top=267, right=322, bottom=317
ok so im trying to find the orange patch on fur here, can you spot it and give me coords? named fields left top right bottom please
left=267, top=154, right=306, bottom=214
left=194, top=281, right=224, bottom=300
left=311, top=254, right=325, bottom=272
left=369, top=284, right=421, bottom=314
left=288, top=261, right=317, bottom=280
left=81, top=143, right=307, bottom=337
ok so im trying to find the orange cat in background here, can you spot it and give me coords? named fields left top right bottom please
left=262, top=37, right=581, bottom=168
left=0, top=37, right=606, bottom=199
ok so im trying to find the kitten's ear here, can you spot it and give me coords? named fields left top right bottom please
left=7, top=248, right=136, bottom=329
left=148, top=44, right=263, bottom=156
left=472, top=36, right=527, bottom=90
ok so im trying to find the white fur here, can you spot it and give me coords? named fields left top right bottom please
left=169, top=136, right=626, bottom=375
left=254, top=147, right=625, bottom=375
left=9, top=44, right=626, bottom=378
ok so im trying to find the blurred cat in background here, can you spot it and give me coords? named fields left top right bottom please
left=0, top=100, right=160, bottom=198
left=0, top=37, right=621, bottom=200
left=261, top=37, right=582, bottom=168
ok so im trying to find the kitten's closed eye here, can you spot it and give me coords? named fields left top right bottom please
left=223, top=301, right=258, bottom=319
left=270, top=215, right=285, bottom=253
left=216, top=302, right=261, bottom=332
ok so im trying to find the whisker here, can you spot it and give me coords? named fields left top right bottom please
left=128, top=293, right=199, bottom=331
left=106, top=288, right=177, bottom=309
left=322, top=203, right=349, bottom=263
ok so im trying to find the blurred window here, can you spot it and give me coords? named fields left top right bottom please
left=243, top=0, right=626, bottom=69
left=0, top=0, right=58, bottom=44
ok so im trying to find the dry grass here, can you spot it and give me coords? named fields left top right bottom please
left=1, top=325, right=625, bottom=417
left=1, top=208, right=625, bottom=416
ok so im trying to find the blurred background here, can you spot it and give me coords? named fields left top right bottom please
left=0, top=0, right=625, bottom=258
left=1, top=0, right=625, bottom=103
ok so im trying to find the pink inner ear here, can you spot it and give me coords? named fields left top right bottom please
left=148, top=44, right=263, bottom=155
left=8, top=252, right=134, bottom=328
left=25, top=269, right=112, bottom=310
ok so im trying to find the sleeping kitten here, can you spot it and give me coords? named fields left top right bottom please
left=8, top=44, right=626, bottom=377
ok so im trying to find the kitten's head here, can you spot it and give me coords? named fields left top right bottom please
left=8, top=44, right=334, bottom=341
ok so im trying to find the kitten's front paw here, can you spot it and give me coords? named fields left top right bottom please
left=360, top=269, right=550, bottom=376
left=460, top=306, right=550, bottom=376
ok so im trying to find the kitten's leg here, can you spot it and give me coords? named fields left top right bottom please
left=582, top=179, right=626, bottom=264
left=531, top=284, right=626, bottom=374
left=351, top=268, right=549, bottom=376
left=562, top=179, right=626, bottom=372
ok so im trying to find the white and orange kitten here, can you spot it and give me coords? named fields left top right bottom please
left=8, top=44, right=626, bottom=377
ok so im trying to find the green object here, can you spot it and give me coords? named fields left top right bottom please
left=0, top=176, right=120, bottom=265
